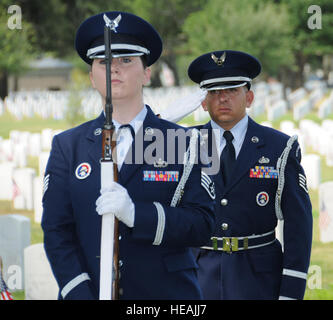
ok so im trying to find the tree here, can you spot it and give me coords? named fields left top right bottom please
left=181, top=0, right=294, bottom=84
left=14, top=0, right=132, bottom=57
left=127, top=0, right=206, bottom=86
left=280, top=0, right=333, bottom=88
left=0, top=4, right=36, bottom=99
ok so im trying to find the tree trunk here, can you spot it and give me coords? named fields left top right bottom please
left=278, top=67, right=292, bottom=110
left=162, top=54, right=180, bottom=87
left=294, top=51, right=306, bottom=89
left=0, top=71, right=8, bottom=100
left=149, top=61, right=162, bottom=88
left=322, top=54, right=333, bottom=84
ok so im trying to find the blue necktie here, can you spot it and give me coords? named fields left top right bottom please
left=118, top=124, right=135, bottom=139
left=117, top=124, right=135, bottom=166
left=220, top=130, right=235, bottom=185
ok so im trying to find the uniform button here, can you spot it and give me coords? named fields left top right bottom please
left=221, top=223, right=228, bottom=231
left=119, top=235, right=122, bottom=241
left=119, top=260, right=123, bottom=267
left=119, top=288, right=124, bottom=296
left=221, top=198, right=228, bottom=206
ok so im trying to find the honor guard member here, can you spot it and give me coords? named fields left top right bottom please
left=188, top=50, right=313, bottom=300
left=41, top=11, right=215, bottom=300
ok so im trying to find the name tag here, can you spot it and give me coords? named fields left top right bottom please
left=143, top=171, right=179, bottom=182
left=250, top=166, right=278, bottom=179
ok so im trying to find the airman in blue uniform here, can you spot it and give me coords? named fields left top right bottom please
left=188, top=50, right=313, bottom=300
left=41, top=11, right=215, bottom=300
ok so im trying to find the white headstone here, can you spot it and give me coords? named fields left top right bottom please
left=267, top=99, right=287, bottom=121
left=326, top=143, right=333, bottom=167
left=299, top=119, right=320, bottom=151
left=12, top=142, right=27, bottom=168
left=288, top=87, right=307, bottom=106
left=279, top=120, right=295, bottom=136
left=1, top=139, right=13, bottom=161
left=33, top=176, right=43, bottom=223
left=39, top=152, right=50, bottom=176
left=293, top=99, right=311, bottom=121
left=194, top=107, right=209, bottom=122
left=319, top=182, right=333, bottom=243
left=24, top=243, right=59, bottom=300
left=302, top=154, right=321, bottom=190
left=12, top=168, right=36, bottom=210
left=41, top=129, right=53, bottom=151
left=29, top=133, right=42, bottom=157
left=0, top=214, right=30, bottom=290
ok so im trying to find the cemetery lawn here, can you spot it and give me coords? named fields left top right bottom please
left=0, top=111, right=69, bottom=139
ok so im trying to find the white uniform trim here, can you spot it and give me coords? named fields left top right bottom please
left=87, top=44, right=150, bottom=58
left=275, top=135, right=298, bottom=220
left=283, top=268, right=308, bottom=280
left=206, top=82, right=247, bottom=91
left=200, top=76, right=252, bottom=88
left=61, top=272, right=90, bottom=299
left=299, top=173, right=308, bottom=193
left=170, top=129, right=199, bottom=207
left=279, top=296, right=297, bottom=300
left=152, top=202, right=165, bottom=246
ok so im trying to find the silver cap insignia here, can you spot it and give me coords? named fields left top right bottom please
left=211, top=52, right=226, bottom=66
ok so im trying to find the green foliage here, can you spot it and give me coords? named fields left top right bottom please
left=281, top=0, right=333, bottom=55
left=182, top=0, right=293, bottom=79
left=65, top=68, right=90, bottom=127
left=0, top=5, right=36, bottom=74
left=1, top=0, right=333, bottom=91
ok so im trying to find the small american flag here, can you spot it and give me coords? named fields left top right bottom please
left=0, top=258, right=13, bottom=300
left=319, top=201, right=331, bottom=231
left=12, top=178, right=20, bottom=201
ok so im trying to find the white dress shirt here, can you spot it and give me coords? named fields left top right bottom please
left=210, top=114, right=248, bottom=159
left=111, top=105, right=147, bottom=169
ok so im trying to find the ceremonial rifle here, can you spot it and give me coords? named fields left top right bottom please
left=99, top=14, right=119, bottom=300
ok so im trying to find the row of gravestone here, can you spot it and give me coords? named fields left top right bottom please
left=249, top=84, right=333, bottom=122
left=0, top=159, right=47, bottom=222
left=1, top=119, right=332, bottom=223
left=0, top=129, right=58, bottom=167
left=3, top=82, right=332, bottom=123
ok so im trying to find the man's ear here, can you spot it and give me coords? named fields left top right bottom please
left=89, top=70, right=96, bottom=89
left=202, top=98, right=209, bottom=112
left=246, top=90, right=254, bottom=108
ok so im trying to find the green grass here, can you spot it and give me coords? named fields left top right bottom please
left=0, top=110, right=69, bottom=139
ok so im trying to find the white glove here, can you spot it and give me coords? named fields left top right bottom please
left=96, top=182, right=135, bottom=228
left=159, top=88, right=207, bottom=123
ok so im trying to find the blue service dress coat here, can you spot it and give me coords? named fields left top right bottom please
left=41, top=106, right=215, bottom=300
left=193, top=117, right=312, bottom=300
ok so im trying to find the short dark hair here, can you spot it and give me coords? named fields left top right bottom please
left=140, top=55, right=148, bottom=68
